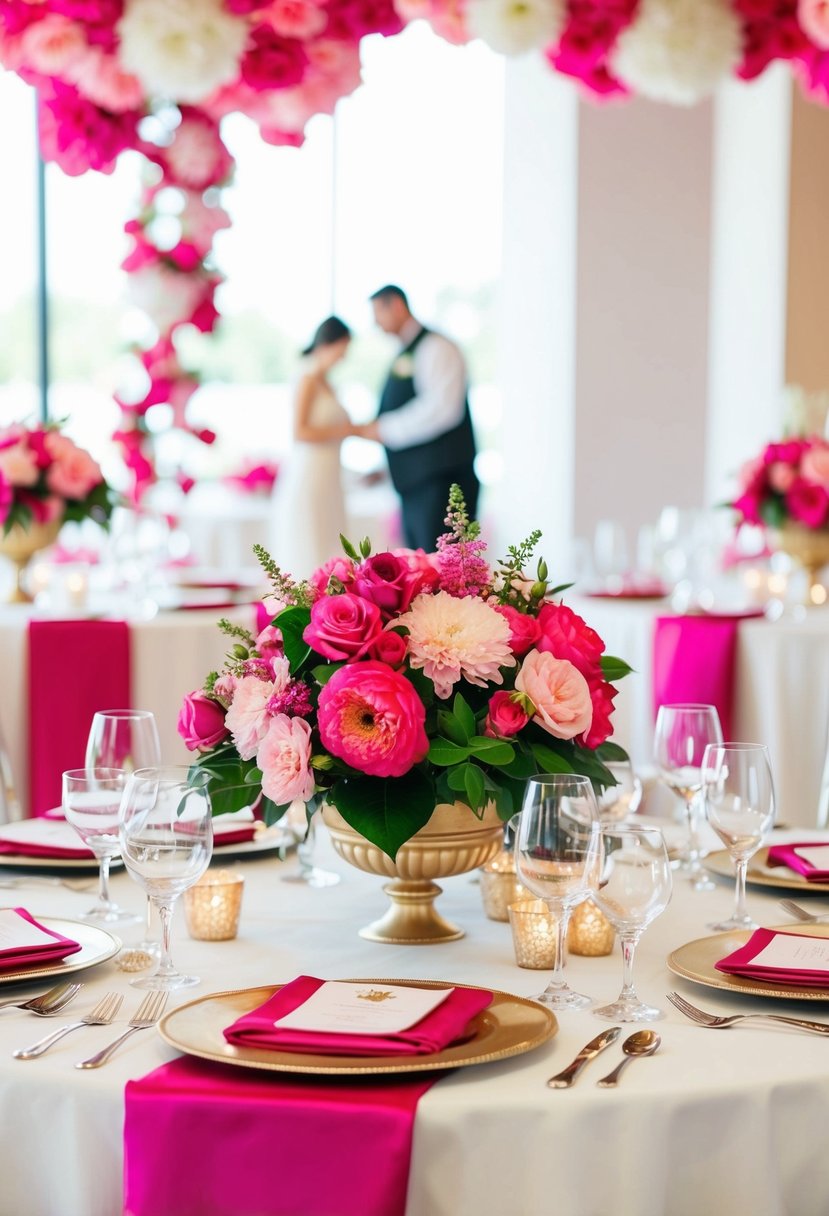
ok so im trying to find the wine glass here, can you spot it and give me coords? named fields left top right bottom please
left=86, top=709, right=162, bottom=952
left=119, top=765, right=212, bottom=990
left=62, top=768, right=141, bottom=924
left=702, top=743, right=775, bottom=931
left=597, top=761, right=643, bottom=823
left=592, top=825, right=673, bottom=1022
left=281, top=806, right=340, bottom=888
left=654, top=703, right=723, bottom=891
left=513, top=774, right=601, bottom=1009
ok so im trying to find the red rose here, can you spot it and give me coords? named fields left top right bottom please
left=303, top=592, right=384, bottom=661
left=484, top=690, right=529, bottom=738
left=786, top=478, right=829, bottom=529
left=493, top=604, right=541, bottom=656
left=368, top=630, right=408, bottom=668
left=352, top=552, right=421, bottom=618
left=537, top=602, right=605, bottom=678
left=579, top=678, right=617, bottom=750
left=177, top=691, right=229, bottom=751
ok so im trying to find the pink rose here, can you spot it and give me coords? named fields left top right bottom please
left=536, top=602, right=605, bottom=678
left=767, top=461, right=796, bottom=494
left=493, top=604, right=541, bottom=657
left=579, top=678, right=617, bottom=750
left=177, top=691, right=229, bottom=751
left=44, top=433, right=103, bottom=499
left=392, top=547, right=441, bottom=594
left=764, top=440, right=808, bottom=467
left=514, top=649, right=593, bottom=741
left=484, top=690, right=529, bottom=738
left=786, top=478, right=829, bottom=529
left=318, top=661, right=429, bottom=778
left=309, top=555, right=356, bottom=595
left=801, top=445, right=829, bottom=487
left=225, top=676, right=275, bottom=760
left=0, top=472, right=10, bottom=527
left=0, top=440, right=38, bottom=487
left=352, top=552, right=421, bottom=617
left=254, top=624, right=284, bottom=658
left=732, top=488, right=763, bottom=527
left=367, top=629, right=408, bottom=668
left=257, top=714, right=315, bottom=804
left=303, top=592, right=384, bottom=661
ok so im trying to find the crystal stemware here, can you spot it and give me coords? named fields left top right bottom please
left=592, top=825, right=673, bottom=1022
left=702, top=742, right=775, bottom=931
left=62, top=768, right=141, bottom=924
left=119, top=765, right=212, bottom=990
left=513, top=774, right=601, bottom=1010
left=654, top=703, right=723, bottom=891
left=597, top=760, right=643, bottom=823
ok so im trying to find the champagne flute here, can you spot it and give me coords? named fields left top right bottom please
left=86, top=709, right=162, bottom=952
left=119, top=765, right=212, bottom=990
left=654, top=703, right=722, bottom=891
left=62, top=768, right=141, bottom=924
left=513, top=774, right=601, bottom=1009
left=702, top=743, right=775, bottom=931
left=597, top=761, right=643, bottom=823
left=592, top=825, right=673, bottom=1022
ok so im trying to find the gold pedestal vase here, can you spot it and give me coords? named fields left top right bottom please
left=0, top=519, right=62, bottom=603
left=774, top=523, right=829, bottom=605
left=322, top=801, right=503, bottom=944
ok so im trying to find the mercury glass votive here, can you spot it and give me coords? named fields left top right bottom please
left=183, top=869, right=244, bottom=941
left=508, top=899, right=558, bottom=969
left=566, top=898, right=615, bottom=957
left=480, top=849, right=529, bottom=921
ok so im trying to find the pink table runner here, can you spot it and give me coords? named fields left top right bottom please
left=28, top=619, right=131, bottom=816
left=651, top=614, right=744, bottom=739
left=124, top=1056, right=442, bottom=1216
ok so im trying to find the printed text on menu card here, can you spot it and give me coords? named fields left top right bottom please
left=753, top=933, right=829, bottom=972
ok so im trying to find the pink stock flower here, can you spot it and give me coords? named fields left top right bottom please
left=801, top=444, right=829, bottom=486
left=493, top=603, right=541, bottom=657
left=398, top=591, right=515, bottom=699
left=352, top=551, right=421, bottom=617
left=484, top=690, right=529, bottom=738
left=177, top=691, right=229, bottom=751
left=257, top=714, right=315, bottom=804
left=317, top=661, right=429, bottom=778
left=266, top=680, right=313, bottom=718
left=787, top=478, right=829, bottom=529
left=514, top=649, right=593, bottom=741
left=225, top=675, right=276, bottom=759
left=303, top=592, right=384, bottom=661
left=44, top=433, right=103, bottom=499
left=536, top=602, right=604, bottom=679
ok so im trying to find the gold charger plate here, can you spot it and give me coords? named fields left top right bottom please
left=668, top=923, right=829, bottom=1002
left=159, top=978, right=557, bottom=1075
left=705, top=847, right=829, bottom=894
left=0, top=916, right=121, bottom=987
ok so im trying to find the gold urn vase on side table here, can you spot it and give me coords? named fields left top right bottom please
left=774, top=523, right=829, bottom=605
left=0, top=519, right=62, bottom=603
left=322, top=801, right=504, bottom=944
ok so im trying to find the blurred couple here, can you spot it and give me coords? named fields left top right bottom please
left=270, top=285, right=478, bottom=575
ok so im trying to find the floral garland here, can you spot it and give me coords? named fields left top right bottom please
left=3, top=0, right=829, bottom=494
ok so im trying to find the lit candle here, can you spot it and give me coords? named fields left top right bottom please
left=64, top=568, right=88, bottom=610
left=508, top=899, right=558, bottom=969
left=567, top=898, right=615, bottom=957
left=183, top=869, right=245, bottom=941
left=480, top=848, right=529, bottom=921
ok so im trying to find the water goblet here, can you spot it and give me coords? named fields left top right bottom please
left=119, top=765, right=212, bottom=990
left=654, top=703, right=722, bottom=891
left=592, top=825, right=673, bottom=1022
left=597, top=761, right=643, bottom=823
left=62, top=768, right=141, bottom=925
left=702, top=743, right=775, bottom=931
left=513, top=774, right=601, bottom=1010
left=281, top=808, right=340, bottom=888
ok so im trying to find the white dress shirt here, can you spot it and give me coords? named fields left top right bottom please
left=376, top=320, right=468, bottom=451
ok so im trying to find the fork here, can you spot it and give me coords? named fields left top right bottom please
left=778, top=899, right=829, bottom=924
left=0, top=876, right=96, bottom=893
left=75, top=992, right=168, bottom=1069
left=0, top=981, right=81, bottom=1016
left=13, top=991, right=123, bottom=1059
left=666, top=991, right=829, bottom=1037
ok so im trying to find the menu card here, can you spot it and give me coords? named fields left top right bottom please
left=273, top=980, right=453, bottom=1036
left=716, top=927, right=829, bottom=985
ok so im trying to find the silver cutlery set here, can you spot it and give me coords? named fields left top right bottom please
left=1, top=981, right=167, bottom=1065
left=547, top=1026, right=661, bottom=1088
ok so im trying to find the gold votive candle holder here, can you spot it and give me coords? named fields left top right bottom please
left=567, top=898, right=615, bottom=957
left=508, top=899, right=558, bottom=969
left=480, top=849, right=529, bottom=921
left=183, top=869, right=244, bottom=941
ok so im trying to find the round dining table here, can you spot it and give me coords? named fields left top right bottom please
left=0, top=828, right=828, bottom=1216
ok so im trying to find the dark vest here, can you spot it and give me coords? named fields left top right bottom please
left=378, top=327, right=477, bottom=493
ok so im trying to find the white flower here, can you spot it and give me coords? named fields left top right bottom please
left=465, top=0, right=565, bottom=57
left=397, top=591, right=515, bottom=699
left=610, top=0, right=742, bottom=107
left=117, top=0, right=249, bottom=104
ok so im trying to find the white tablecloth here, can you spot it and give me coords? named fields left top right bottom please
left=571, top=596, right=829, bottom=828
left=1, top=830, right=829, bottom=1215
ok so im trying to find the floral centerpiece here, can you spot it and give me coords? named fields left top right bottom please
left=179, top=487, right=631, bottom=864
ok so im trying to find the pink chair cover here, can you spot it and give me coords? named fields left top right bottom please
left=652, top=614, right=742, bottom=738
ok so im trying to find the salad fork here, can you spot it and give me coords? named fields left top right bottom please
left=13, top=991, right=123, bottom=1058
left=75, top=991, right=168, bottom=1069
left=0, top=981, right=81, bottom=1016
left=666, top=991, right=829, bottom=1036
left=778, top=900, right=829, bottom=924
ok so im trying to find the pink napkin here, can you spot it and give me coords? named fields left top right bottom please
left=0, top=908, right=81, bottom=969
left=0, top=838, right=92, bottom=860
left=0, top=821, right=93, bottom=860
left=767, top=842, right=829, bottom=881
left=211, top=825, right=257, bottom=847
left=223, top=975, right=492, bottom=1057
left=716, top=927, right=829, bottom=986
left=652, top=614, right=747, bottom=739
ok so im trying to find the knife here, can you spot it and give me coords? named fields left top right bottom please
left=546, top=1026, right=622, bottom=1088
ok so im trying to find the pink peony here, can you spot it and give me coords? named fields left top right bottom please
left=44, top=433, right=103, bottom=499
left=177, top=691, right=229, bottom=751
left=257, top=714, right=315, bottom=804
left=801, top=444, right=829, bottom=487
left=309, top=555, right=356, bottom=595
left=303, top=592, right=384, bottom=661
left=514, top=649, right=593, bottom=741
left=787, top=478, right=829, bottom=529
left=352, top=551, right=421, bottom=617
left=0, top=439, right=38, bottom=487
left=398, top=591, right=515, bottom=699
left=317, top=661, right=429, bottom=778
left=484, top=690, right=529, bottom=738
left=536, top=602, right=604, bottom=679
left=493, top=603, right=541, bottom=657
left=225, top=675, right=276, bottom=760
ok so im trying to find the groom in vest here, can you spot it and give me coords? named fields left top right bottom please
left=359, top=285, right=479, bottom=551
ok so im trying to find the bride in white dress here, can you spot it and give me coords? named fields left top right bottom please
left=270, top=317, right=354, bottom=578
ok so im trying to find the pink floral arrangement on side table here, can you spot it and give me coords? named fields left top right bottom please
left=0, top=423, right=114, bottom=535
left=731, top=436, right=829, bottom=531
left=178, top=486, right=631, bottom=859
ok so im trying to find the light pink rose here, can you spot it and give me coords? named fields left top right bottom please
left=18, top=14, right=88, bottom=77
left=0, top=440, right=38, bottom=487
left=71, top=47, right=145, bottom=112
left=44, top=433, right=103, bottom=499
left=801, top=445, right=829, bottom=487
left=514, top=649, right=593, bottom=741
left=800, top=0, right=829, bottom=50
left=257, top=714, right=315, bottom=805
left=225, top=676, right=275, bottom=760
left=767, top=461, right=796, bottom=494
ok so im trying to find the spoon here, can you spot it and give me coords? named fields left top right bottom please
left=596, top=1029, right=661, bottom=1088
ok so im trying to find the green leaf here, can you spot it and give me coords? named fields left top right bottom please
left=277, top=605, right=313, bottom=673
left=530, top=743, right=575, bottom=775
left=406, top=667, right=435, bottom=708
left=328, top=770, right=435, bottom=860
left=427, top=738, right=471, bottom=766
left=502, top=749, right=537, bottom=779
left=595, top=741, right=630, bottom=764
left=549, top=582, right=574, bottom=596
left=494, top=783, right=514, bottom=819
left=468, top=736, right=515, bottom=766
left=464, top=763, right=486, bottom=811
left=453, top=693, right=476, bottom=740
left=312, top=662, right=345, bottom=687
left=339, top=533, right=360, bottom=561
left=447, top=764, right=471, bottom=793
left=244, top=766, right=263, bottom=785
left=760, top=496, right=787, bottom=530
left=600, top=655, right=634, bottom=681
left=437, top=710, right=469, bottom=747
left=260, top=796, right=289, bottom=827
